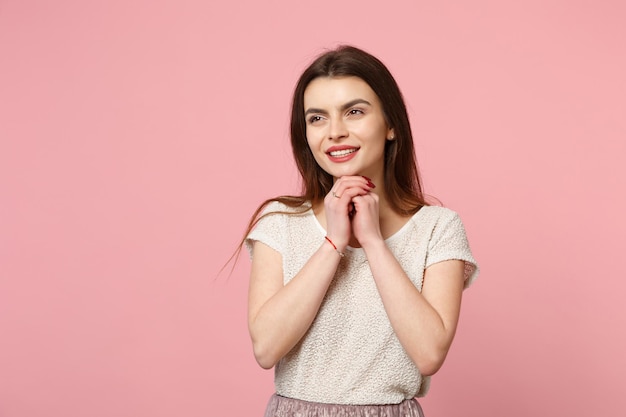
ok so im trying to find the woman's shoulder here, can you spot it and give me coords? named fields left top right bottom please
left=405, top=205, right=469, bottom=239
left=413, top=205, right=460, bottom=222
left=254, top=200, right=314, bottom=228
left=261, top=199, right=313, bottom=215
left=247, top=199, right=314, bottom=243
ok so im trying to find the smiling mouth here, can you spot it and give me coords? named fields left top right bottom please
left=328, top=148, right=358, bottom=157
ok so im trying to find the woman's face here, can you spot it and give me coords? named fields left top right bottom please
left=303, top=76, right=394, bottom=182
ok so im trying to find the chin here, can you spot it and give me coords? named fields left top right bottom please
left=329, top=167, right=361, bottom=178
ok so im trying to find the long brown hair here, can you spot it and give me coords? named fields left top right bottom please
left=233, top=45, right=428, bottom=265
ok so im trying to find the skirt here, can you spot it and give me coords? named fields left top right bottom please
left=263, top=394, right=425, bottom=417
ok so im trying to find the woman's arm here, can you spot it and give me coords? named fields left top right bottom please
left=247, top=237, right=342, bottom=369
left=364, top=241, right=465, bottom=376
left=350, top=192, right=466, bottom=376
left=248, top=177, right=373, bottom=369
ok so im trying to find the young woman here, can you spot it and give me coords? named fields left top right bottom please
left=243, top=45, right=479, bottom=417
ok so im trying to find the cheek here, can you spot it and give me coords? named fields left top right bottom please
left=305, top=133, right=327, bottom=166
left=353, top=118, right=384, bottom=134
left=305, top=127, right=322, bottom=149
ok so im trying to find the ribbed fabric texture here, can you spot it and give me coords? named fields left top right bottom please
left=247, top=202, right=478, bottom=405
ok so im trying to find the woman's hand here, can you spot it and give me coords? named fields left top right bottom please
left=324, top=176, right=373, bottom=251
left=351, top=187, right=384, bottom=248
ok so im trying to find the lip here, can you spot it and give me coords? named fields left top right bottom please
left=326, top=145, right=360, bottom=163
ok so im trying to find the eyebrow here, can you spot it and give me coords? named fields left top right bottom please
left=304, top=98, right=372, bottom=116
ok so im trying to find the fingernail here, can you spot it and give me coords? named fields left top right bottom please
left=367, top=181, right=376, bottom=188
left=362, top=176, right=372, bottom=181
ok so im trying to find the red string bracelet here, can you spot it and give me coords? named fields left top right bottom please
left=325, top=236, right=345, bottom=257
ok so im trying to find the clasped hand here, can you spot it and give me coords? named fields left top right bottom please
left=324, top=176, right=382, bottom=251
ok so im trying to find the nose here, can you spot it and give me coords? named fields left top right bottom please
left=328, top=118, right=348, bottom=140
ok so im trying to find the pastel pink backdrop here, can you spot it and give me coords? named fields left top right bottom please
left=1, top=1, right=624, bottom=416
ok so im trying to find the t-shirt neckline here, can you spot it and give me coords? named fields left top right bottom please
left=309, top=206, right=428, bottom=253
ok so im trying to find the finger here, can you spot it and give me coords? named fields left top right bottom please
left=350, top=194, right=379, bottom=218
left=352, top=192, right=379, bottom=206
left=334, top=176, right=375, bottom=190
left=335, top=186, right=370, bottom=203
left=331, top=179, right=373, bottom=199
left=337, top=175, right=377, bottom=191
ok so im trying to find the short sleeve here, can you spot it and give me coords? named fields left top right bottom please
left=245, top=201, right=287, bottom=259
left=425, top=210, right=479, bottom=288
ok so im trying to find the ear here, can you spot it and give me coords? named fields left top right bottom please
left=387, top=128, right=395, bottom=141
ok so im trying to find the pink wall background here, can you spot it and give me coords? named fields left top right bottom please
left=1, top=1, right=625, bottom=416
